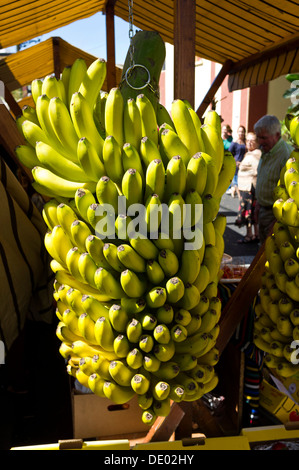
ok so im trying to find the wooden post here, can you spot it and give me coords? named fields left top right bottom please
left=52, top=37, right=61, bottom=79
left=105, top=0, right=117, bottom=90
left=173, top=0, right=196, bottom=107
left=196, top=59, right=233, bottom=118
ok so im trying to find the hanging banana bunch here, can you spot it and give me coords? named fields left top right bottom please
left=15, top=31, right=237, bottom=427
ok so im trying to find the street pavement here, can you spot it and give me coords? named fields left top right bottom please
left=219, top=192, right=260, bottom=266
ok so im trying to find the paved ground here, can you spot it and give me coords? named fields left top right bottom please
left=219, top=192, right=260, bottom=265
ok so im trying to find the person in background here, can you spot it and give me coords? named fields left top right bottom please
left=222, top=124, right=233, bottom=150
left=235, top=132, right=261, bottom=243
left=254, top=115, right=293, bottom=244
left=228, top=125, right=246, bottom=197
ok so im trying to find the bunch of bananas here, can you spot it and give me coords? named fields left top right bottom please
left=253, top=112, right=299, bottom=379
left=15, top=56, right=236, bottom=426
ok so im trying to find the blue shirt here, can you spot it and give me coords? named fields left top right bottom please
left=229, top=141, right=246, bottom=162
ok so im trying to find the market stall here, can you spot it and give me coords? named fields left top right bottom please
left=1, top=0, right=299, bottom=451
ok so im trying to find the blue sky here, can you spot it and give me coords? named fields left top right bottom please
left=16, top=12, right=133, bottom=65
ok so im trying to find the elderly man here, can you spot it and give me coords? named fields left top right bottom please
left=254, top=115, right=293, bottom=244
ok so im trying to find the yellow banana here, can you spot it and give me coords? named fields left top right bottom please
left=94, top=267, right=125, bottom=299
left=70, top=219, right=93, bottom=253
left=78, top=58, right=107, bottom=110
left=108, top=303, right=130, bottom=333
left=32, top=166, right=96, bottom=199
left=80, top=294, right=110, bottom=322
left=48, top=96, right=79, bottom=157
left=289, top=115, right=299, bottom=147
left=281, top=198, right=299, bottom=226
left=42, top=198, right=60, bottom=230
left=31, top=78, right=43, bottom=104
left=164, top=155, right=187, bottom=201
left=193, top=265, right=210, bottom=295
left=62, top=307, right=81, bottom=336
left=56, top=321, right=82, bottom=344
left=71, top=339, right=117, bottom=361
left=123, top=98, right=142, bottom=150
left=145, top=158, right=165, bottom=202
left=184, top=188, right=203, bottom=228
left=85, top=234, right=111, bottom=269
left=77, top=137, right=105, bottom=182
left=103, top=380, right=135, bottom=405
left=122, top=142, right=144, bottom=181
left=102, top=134, right=124, bottom=185
left=213, top=151, right=236, bottom=199
left=201, top=123, right=224, bottom=174
left=158, top=248, right=179, bottom=277
left=177, top=283, right=201, bottom=311
left=153, top=339, right=176, bottom=363
left=74, top=187, right=97, bottom=222
left=136, top=93, right=158, bottom=146
left=67, top=58, right=88, bottom=106
left=121, top=168, right=144, bottom=207
left=177, top=249, right=201, bottom=285
left=140, top=135, right=162, bottom=166
left=47, top=224, right=73, bottom=266
left=159, top=127, right=190, bottom=166
left=96, top=175, right=119, bottom=213
left=35, top=141, right=89, bottom=182
left=146, top=259, right=165, bottom=284
left=102, top=242, right=126, bottom=273
left=120, top=269, right=147, bottom=298
left=77, top=312, right=98, bottom=344
left=15, top=144, right=40, bottom=170
left=77, top=252, right=98, bottom=288
left=94, top=315, right=116, bottom=351
left=202, top=193, right=220, bottom=224
left=21, top=119, right=50, bottom=148
left=104, top=87, right=124, bottom=147
left=70, top=92, right=104, bottom=156
left=204, top=110, right=222, bottom=135
left=201, top=152, right=219, bottom=196
left=185, top=152, right=208, bottom=196
left=108, top=359, right=135, bottom=387
left=187, top=107, right=206, bottom=153
left=144, top=193, right=162, bottom=236
left=168, top=193, right=186, bottom=236
left=131, top=373, right=151, bottom=395
left=146, top=286, right=167, bottom=309
left=60, top=65, right=71, bottom=102
left=41, top=75, right=63, bottom=100
left=113, top=334, right=131, bottom=358
left=117, top=243, right=146, bottom=273
left=88, top=373, right=106, bottom=397
left=129, top=233, right=159, bottom=260
left=22, top=104, right=39, bottom=126
left=272, top=198, right=284, bottom=222
left=65, top=247, right=85, bottom=282
left=171, top=99, right=201, bottom=159
left=126, top=347, right=144, bottom=369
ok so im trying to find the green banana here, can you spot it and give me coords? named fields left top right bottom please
left=185, top=152, right=208, bottom=196
left=164, top=155, right=187, bottom=201
left=126, top=347, right=144, bottom=369
left=113, top=334, right=131, bottom=358
left=165, top=276, right=185, bottom=303
left=103, top=243, right=126, bottom=273
left=126, top=318, right=143, bottom=343
left=122, top=142, right=144, bottom=181
left=129, top=234, right=159, bottom=260
left=131, top=373, right=151, bottom=395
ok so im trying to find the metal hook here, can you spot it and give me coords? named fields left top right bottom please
left=125, top=64, right=151, bottom=90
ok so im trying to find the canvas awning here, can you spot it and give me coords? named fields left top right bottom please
left=0, top=1, right=299, bottom=92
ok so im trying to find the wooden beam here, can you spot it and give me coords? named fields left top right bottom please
left=196, top=59, right=233, bottom=118
left=216, top=243, right=266, bottom=355
left=174, top=0, right=196, bottom=107
left=4, top=85, right=22, bottom=118
left=105, top=0, right=117, bottom=90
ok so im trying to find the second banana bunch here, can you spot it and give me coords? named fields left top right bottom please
left=15, top=57, right=237, bottom=426
left=253, top=112, right=299, bottom=380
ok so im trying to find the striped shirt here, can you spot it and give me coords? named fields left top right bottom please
left=255, top=138, right=293, bottom=207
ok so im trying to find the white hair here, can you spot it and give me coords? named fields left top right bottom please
left=254, top=115, right=281, bottom=136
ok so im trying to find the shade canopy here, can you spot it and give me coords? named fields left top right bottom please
left=0, top=0, right=299, bottom=91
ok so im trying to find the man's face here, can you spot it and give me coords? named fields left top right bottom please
left=256, top=129, right=280, bottom=153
